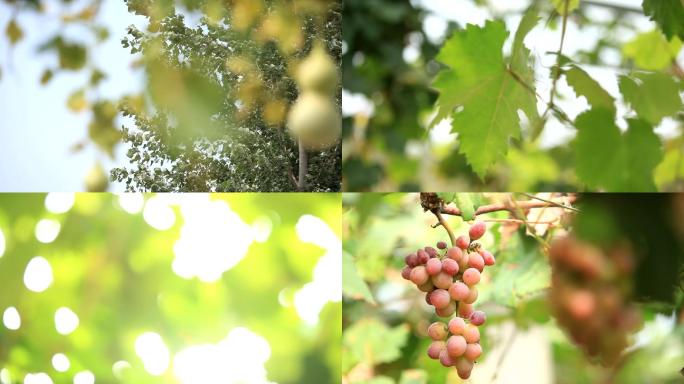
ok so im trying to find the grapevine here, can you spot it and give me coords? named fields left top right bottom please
left=401, top=220, right=495, bottom=379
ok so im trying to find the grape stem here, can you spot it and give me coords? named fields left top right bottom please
left=440, top=194, right=578, bottom=217
left=431, top=209, right=456, bottom=247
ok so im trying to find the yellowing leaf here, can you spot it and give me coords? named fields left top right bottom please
left=623, top=29, right=682, bottom=70
left=5, top=19, right=23, bottom=45
left=552, top=0, right=580, bottom=15
left=67, top=90, right=88, bottom=112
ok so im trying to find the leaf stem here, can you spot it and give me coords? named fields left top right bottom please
left=431, top=209, right=457, bottom=247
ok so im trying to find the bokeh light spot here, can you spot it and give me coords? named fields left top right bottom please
left=54, top=307, right=79, bottom=335
left=44, top=193, right=75, bottom=214
left=0, top=368, right=10, bottom=384
left=112, top=361, right=131, bottom=379
left=22, top=372, right=53, bottom=384
left=134, top=332, right=170, bottom=376
left=73, top=371, right=94, bottom=384
left=0, top=228, right=5, bottom=258
left=3, top=307, right=21, bottom=330
left=51, top=354, right=70, bottom=372
left=35, top=219, right=61, bottom=244
left=23, top=257, right=53, bottom=292
left=118, top=193, right=145, bottom=214
left=143, top=197, right=176, bottom=231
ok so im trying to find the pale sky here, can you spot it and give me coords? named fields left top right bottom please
left=0, top=0, right=146, bottom=192
left=342, top=0, right=683, bottom=150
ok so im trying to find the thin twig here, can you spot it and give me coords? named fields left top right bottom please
left=490, top=325, right=518, bottom=383
left=482, top=218, right=559, bottom=225
left=440, top=195, right=578, bottom=217
left=521, top=192, right=580, bottom=212
left=431, top=209, right=456, bottom=247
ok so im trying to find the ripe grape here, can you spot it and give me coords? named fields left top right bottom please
left=456, top=235, right=470, bottom=250
left=469, top=221, right=486, bottom=241
left=448, top=281, right=470, bottom=301
left=463, top=286, right=478, bottom=304
left=567, top=290, right=595, bottom=320
left=470, top=310, right=486, bottom=326
left=467, top=252, right=485, bottom=271
left=432, top=271, right=453, bottom=290
left=425, top=258, right=442, bottom=276
left=458, top=252, right=470, bottom=271
left=428, top=322, right=448, bottom=340
left=454, top=357, right=474, bottom=379
left=424, top=246, right=438, bottom=258
left=436, top=241, right=448, bottom=250
left=480, top=249, right=496, bottom=266
left=417, top=280, right=434, bottom=292
left=458, top=302, right=474, bottom=319
left=439, top=349, right=454, bottom=367
left=448, top=317, right=466, bottom=335
left=430, top=289, right=451, bottom=309
left=401, top=266, right=412, bottom=280
left=446, top=247, right=462, bottom=261
left=410, top=266, right=429, bottom=285
left=442, top=258, right=459, bottom=276
left=446, top=335, right=467, bottom=357
left=416, top=249, right=430, bottom=264
left=463, top=268, right=481, bottom=286
left=405, top=253, right=418, bottom=267
left=435, top=301, right=456, bottom=317
left=463, top=324, right=480, bottom=343
left=427, top=341, right=445, bottom=359
left=464, top=343, right=482, bottom=361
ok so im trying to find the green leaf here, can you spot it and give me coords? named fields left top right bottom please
left=623, top=29, right=682, bottom=71
left=435, top=192, right=456, bottom=204
left=454, top=194, right=475, bottom=221
left=619, top=73, right=682, bottom=126
left=342, top=252, right=375, bottom=304
left=564, top=65, right=615, bottom=114
left=67, top=89, right=88, bottom=112
left=58, top=42, right=87, bottom=70
left=432, top=11, right=539, bottom=178
left=552, top=0, right=580, bottom=15
left=343, top=318, right=409, bottom=365
left=5, top=19, right=23, bottom=45
left=39, top=69, right=54, bottom=85
left=642, top=0, right=684, bottom=41
left=574, top=109, right=662, bottom=191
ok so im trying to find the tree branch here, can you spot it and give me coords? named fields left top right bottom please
left=431, top=209, right=456, bottom=247
left=297, top=139, right=308, bottom=191
left=581, top=0, right=642, bottom=14
left=440, top=194, right=578, bottom=217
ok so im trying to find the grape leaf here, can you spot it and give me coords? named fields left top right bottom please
left=564, top=65, right=615, bottom=114
left=574, top=109, right=662, bottom=191
left=455, top=194, right=475, bottom=221
left=342, top=252, right=375, bottom=304
left=343, top=318, right=409, bottom=366
left=623, top=29, right=682, bottom=71
left=432, top=11, right=539, bottom=178
left=619, top=73, right=683, bottom=126
left=642, top=0, right=684, bottom=40
left=552, top=0, right=580, bottom=15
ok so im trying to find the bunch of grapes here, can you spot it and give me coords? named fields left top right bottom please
left=401, top=222, right=496, bottom=379
left=549, top=236, right=642, bottom=365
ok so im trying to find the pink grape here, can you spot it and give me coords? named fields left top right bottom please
left=458, top=302, right=474, bottom=318
left=446, top=335, right=467, bottom=357
left=442, top=258, right=459, bottom=276
left=432, top=272, right=453, bottom=290
left=428, top=321, right=448, bottom=340
left=430, top=289, right=451, bottom=309
left=448, top=317, right=466, bottom=335
left=464, top=343, right=482, bottom=361
left=449, top=281, right=470, bottom=301
left=410, top=266, right=429, bottom=285
left=458, top=252, right=470, bottom=272
left=401, top=266, right=412, bottom=280
left=417, top=280, right=434, bottom=292
left=463, top=286, right=478, bottom=304
left=467, top=252, right=484, bottom=271
left=454, top=357, right=474, bottom=379
left=469, top=221, right=486, bottom=241
left=435, top=301, right=456, bottom=317
left=446, top=247, right=462, bottom=261
left=436, top=241, right=448, bottom=250
left=426, top=258, right=442, bottom=276
left=427, top=341, right=445, bottom=359
left=416, top=249, right=429, bottom=264
left=456, top=235, right=470, bottom=250
left=439, top=349, right=454, bottom=367
left=470, top=310, right=486, bottom=326
left=405, top=253, right=418, bottom=267
left=463, top=268, right=481, bottom=286
left=480, top=249, right=496, bottom=266
left=463, top=324, right=480, bottom=343
left=424, top=246, right=438, bottom=258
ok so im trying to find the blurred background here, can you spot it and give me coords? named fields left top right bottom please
left=342, top=193, right=684, bottom=384
left=342, top=0, right=684, bottom=191
left=0, top=192, right=341, bottom=383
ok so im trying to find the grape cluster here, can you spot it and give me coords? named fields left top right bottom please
left=549, top=236, right=641, bottom=365
left=401, top=222, right=496, bottom=379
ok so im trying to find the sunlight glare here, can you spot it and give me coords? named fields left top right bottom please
left=0, top=368, right=10, bottom=384
left=112, top=361, right=131, bottom=379
left=45, top=193, right=75, bottom=214
left=0, top=228, right=5, bottom=258
left=135, top=332, right=170, bottom=376
left=173, top=327, right=273, bottom=384
left=22, top=373, right=53, bottom=384
left=35, top=219, right=61, bottom=243
left=51, top=354, right=70, bottom=372
left=54, top=307, right=79, bottom=335
left=143, top=197, right=176, bottom=230
left=3, top=307, right=21, bottom=330
left=251, top=216, right=272, bottom=243
left=73, top=371, right=95, bottom=384
left=118, top=193, right=145, bottom=214
left=23, top=257, right=53, bottom=292
left=172, top=195, right=254, bottom=282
